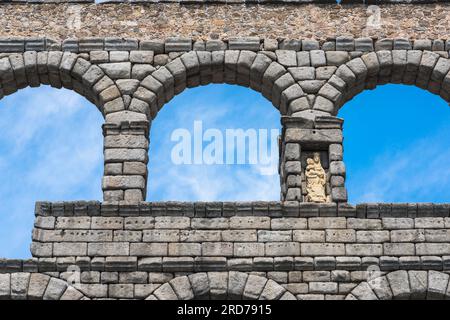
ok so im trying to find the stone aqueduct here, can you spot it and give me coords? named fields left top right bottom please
left=1, top=0, right=450, bottom=300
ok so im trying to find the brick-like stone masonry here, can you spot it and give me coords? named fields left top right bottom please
left=1, top=2, right=450, bottom=300
left=1, top=202, right=450, bottom=300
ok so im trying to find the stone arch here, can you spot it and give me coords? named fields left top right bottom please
left=0, top=51, right=123, bottom=118
left=321, top=50, right=450, bottom=115
left=346, top=270, right=450, bottom=300
left=0, top=51, right=134, bottom=201
left=130, top=50, right=303, bottom=120
left=0, top=272, right=87, bottom=300
left=145, top=271, right=296, bottom=300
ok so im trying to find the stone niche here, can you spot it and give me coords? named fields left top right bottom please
left=300, top=149, right=331, bottom=202
left=280, top=115, right=347, bottom=203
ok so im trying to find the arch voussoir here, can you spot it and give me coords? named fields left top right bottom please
left=169, top=275, right=195, bottom=300
left=188, top=272, right=210, bottom=299
left=165, top=57, right=187, bottom=95
left=236, top=50, right=257, bottom=87
left=259, top=279, right=287, bottom=300
left=181, top=50, right=200, bottom=80
left=368, top=275, right=393, bottom=300
left=347, top=270, right=450, bottom=300
left=243, top=274, right=268, bottom=300
left=0, top=272, right=86, bottom=300
left=347, top=282, right=379, bottom=300
left=144, top=272, right=292, bottom=300
left=227, top=271, right=248, bottom=300
left=327, top=49, right=450, bottom=114
left=152, top=282, right=179, bottom=300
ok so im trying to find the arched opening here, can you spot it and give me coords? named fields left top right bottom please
left=147, top=84, right=281, bottom=201
left=339, top=84, right=450, bottom=203
left=0, top=86, right=103, bottom=259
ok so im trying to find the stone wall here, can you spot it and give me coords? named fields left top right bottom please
left=1, top=201, right=450, bottom=300
left=1, top=3, right=450, bottom=40
left=31, top=202, right=450, bottom=271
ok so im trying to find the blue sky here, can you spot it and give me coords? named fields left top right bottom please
left=340, top=85, right=450, bottom=203
left=147, top=85, right=281, bottom=201
left=0, top=83, right=450, bottom=258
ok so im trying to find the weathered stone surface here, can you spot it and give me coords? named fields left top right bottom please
left=227, top=271, right=248, bottom=299
left=130, top=243, right=167, bottom=256
left=309, top=281, right=337, bottom=294
left=407, top=271, right=427, bottom=299
left=276, top=50, right=296, bottom=67
left=352, top=282, right=378, bottom=300
left=188, top=273, right=209, bottom=298
left=301, top=243, right=345, bottom=256
left=230, top=217, right=270, bottom=229
left=43, top=278, right=68, bottom=300
left=241, top=274, right=266, bottom=299
left=356, top=231, right=390, bottom=243
left=271, top=218, right=307, bottom=230
left=109, top=50, right=130, bottom=63
left=285, top=128, right=342, bottom=144
left=416, top=243, right=450, bottom=255
left=293, top=230, right=324, bottom=243
left=88, top=243, right=130, bottom=256
left=11, top=273, right=30, bottom=300
left=60, top=287, right=84, bottom=300
left=259, top=279, right=285, bottom=300
left=153, top=282, right=178, bottom=300
left=310, top=50, right=326, bottom=67
left=0, top=273, right=11, bottom=299
left=391, top=229, right=424, bottom=242
left=27, top=273, right=50, bottom=300
left=346, top=244, right=383, bottom=256
left=99, top=85, right=121, bottom=103
left=368, top=275, right=392, bottom=300
left=208, top=272, right=228, bottom=299
left=427, top=270, right=449, bottom=299
left=387, top=270, right=410, bottom=299
left=234, top=243, right=265, bottom=257
left=326, top=230, right=355, bottom=243
left=347, top=219, right=381, bottom=230
left=384, top=243, right=415, bottom=256
left=102, top=176, right=146, bottom=190
left=53, top=242, right=87, bottom=256
left=169, top=276, right=194, bottom=300
left=99, top=62, right=131, bottom=79
left=309, top=217, right=347, bottom=229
